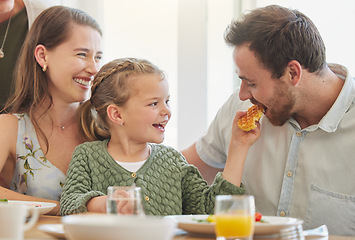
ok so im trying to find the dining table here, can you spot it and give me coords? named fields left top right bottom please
left=25, top=215, right=354, bottom=240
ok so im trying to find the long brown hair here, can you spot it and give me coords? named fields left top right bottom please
left=2, top=6, right=102, bottom=151
left=78, top=58, right=165, bottom=142
left=224, top=5, right=326, bottom=78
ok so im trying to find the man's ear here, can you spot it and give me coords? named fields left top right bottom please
left=287, top=60, right=302, bottom=85
left=34, top=44, right=47, bottom=69
left=106, top=104, right=125, bottom=126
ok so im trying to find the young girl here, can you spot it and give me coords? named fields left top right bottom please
left=60, top=58, right=260, bottom=216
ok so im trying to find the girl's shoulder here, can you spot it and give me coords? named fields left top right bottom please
left=150, top=143, right=182, bottom=155
left=76, top=139, right=107, bottom=149
left=149, top=143, right=187, bottom=163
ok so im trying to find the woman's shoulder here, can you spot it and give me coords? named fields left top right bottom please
left=0, top=114, right=19, bottom=134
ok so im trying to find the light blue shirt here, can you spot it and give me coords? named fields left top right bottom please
left=196, top=64, right=355, bottom=236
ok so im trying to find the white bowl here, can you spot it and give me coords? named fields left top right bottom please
left=62, top=214, right=176, bottom=240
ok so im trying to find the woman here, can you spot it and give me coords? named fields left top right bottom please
left=0, top=5, right=102, bottom=215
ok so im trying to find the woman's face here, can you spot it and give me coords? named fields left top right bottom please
left=44, top=23, right=103, bottom=104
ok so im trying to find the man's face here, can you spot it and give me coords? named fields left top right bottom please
left=233, top=44, right=296, bottom=126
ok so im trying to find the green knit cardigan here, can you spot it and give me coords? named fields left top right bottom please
left=60, top=140, right=244, bottom=216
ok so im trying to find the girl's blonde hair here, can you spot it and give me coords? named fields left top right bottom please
left=78, top=58, right=165, bottom=142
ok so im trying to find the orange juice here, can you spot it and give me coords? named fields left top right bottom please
left=215, top=214, right=254, bottom=238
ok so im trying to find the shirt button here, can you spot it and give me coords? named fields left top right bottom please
left=280, top=211, right=286, bottom=217
left=296, top=132, right=302, bottom=137
left=145, top=196, right=149, bottom=201
left=131, top=172, right=136, bottom=177
left=287, top=171, right=293, bottom=177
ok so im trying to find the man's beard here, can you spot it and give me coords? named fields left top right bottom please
left=251, top=81, right=295, bottom=126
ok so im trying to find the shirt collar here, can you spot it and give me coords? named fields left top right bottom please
left=289, top=63, right=355, bottom=132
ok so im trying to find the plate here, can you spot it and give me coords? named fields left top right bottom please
left=62, top=214, right=176, bottom=240
left=8, top=200, right=57, bottom=215
left=165, top=215, right=304, bottom=236
left=38, top=224, right=65, bottom=238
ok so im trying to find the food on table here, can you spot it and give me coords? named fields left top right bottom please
left=30, top=203, right=42, bottom=207
left=238, top=105, right=264, bottom=131
left=0, top=198, right=8, bottom=202
left=193, top=212, right=265, bottom=223
left=255, top=212, right=262, bottom=222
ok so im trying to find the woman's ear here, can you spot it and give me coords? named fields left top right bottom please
left=34, top=44, right=47, bottom=69
left=106, top=104, right=125, bottom=126
left=286, top=60, right=302, bottom=85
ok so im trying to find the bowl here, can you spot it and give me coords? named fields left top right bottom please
left=62, top=214, right=176, bottom=240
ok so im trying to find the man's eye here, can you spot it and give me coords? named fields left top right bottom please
left=78, top=53, right=87, bottom=57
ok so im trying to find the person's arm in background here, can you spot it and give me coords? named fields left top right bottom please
left=181, top=144, right=223, bottom=185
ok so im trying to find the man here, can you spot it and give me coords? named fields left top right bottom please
left=182, top=5, right=355, bottom=236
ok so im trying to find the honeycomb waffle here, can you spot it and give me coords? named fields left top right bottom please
left=238, top=105, right=264, bottom=131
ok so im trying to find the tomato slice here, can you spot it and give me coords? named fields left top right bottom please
left=255, top=212, right=262, bottom=222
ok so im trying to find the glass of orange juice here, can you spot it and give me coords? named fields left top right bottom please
left=214, top=195, right=255, bottom=240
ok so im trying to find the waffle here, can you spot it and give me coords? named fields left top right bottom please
left=238, top=105, right=264, bottom=131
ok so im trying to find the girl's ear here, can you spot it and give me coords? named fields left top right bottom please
left=286, top=60, right=302, bottom=86
left=34, top=44, right=47, bottom=69
left=106, top=104, right=125, bottom=126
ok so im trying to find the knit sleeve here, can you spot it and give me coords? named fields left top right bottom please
left=60, top=144, right=105, bottom=216
left=181, top=163, right=245, bottom=215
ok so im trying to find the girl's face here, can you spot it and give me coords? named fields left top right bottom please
left=44, top=23, right=102, bottom=105
left=121, top=74, right=171, bottom=144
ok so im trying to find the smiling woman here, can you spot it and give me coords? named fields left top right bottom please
left=0, top=5, right=102, bottom=215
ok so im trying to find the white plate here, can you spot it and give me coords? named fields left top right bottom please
left=8, top=200, right=57, bottom=215
left=62, top=214, right=176, bottom=240
left=165, top=215, right=304, bottom=236
left=38, top=224, right=65, bottom=238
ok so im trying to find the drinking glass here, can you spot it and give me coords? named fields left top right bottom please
left=214, top=195, right=255, bottom=240
left=106, top=186, right=144, bottom=216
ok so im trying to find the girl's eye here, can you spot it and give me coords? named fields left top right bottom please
left=165, top=99, right=170, bottom=105
left=149, top=102, right=158, bottom=107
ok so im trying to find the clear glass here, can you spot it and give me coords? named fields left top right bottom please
left=214, top=195, right=255, bottom=240
left=106, top=186, right=145, bottom=216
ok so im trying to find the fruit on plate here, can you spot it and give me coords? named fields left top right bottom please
left=255, top=212, right=262, bottom=222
